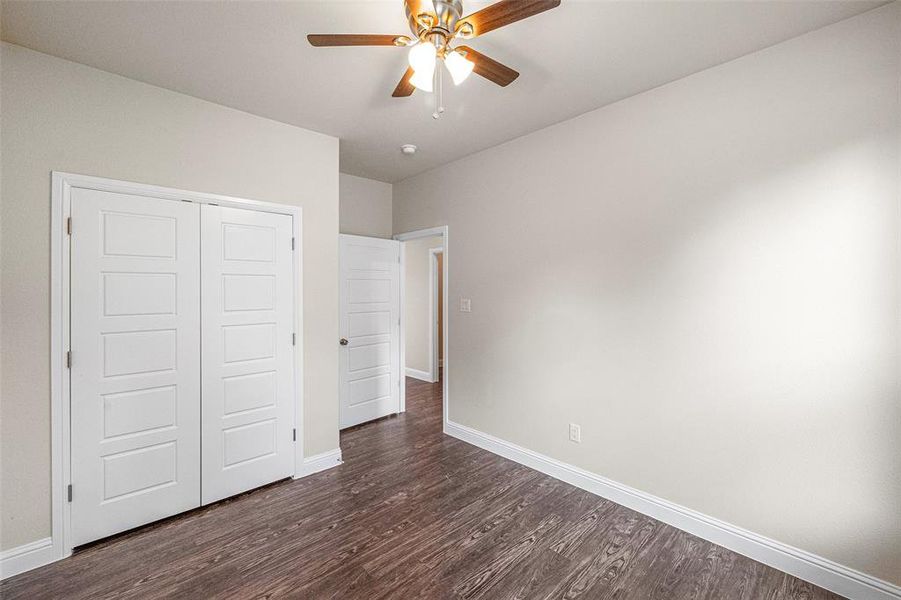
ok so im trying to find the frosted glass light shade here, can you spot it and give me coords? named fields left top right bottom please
left=410, top=68, right=434, bottom=92
left=408, top=41, right=436, bottom=73
left=445, top=50, right=474, bottom=85
left=408, top=41, right=436, bottom=92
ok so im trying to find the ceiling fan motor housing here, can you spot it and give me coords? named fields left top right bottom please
left=408, top=0, right=463, bottom=43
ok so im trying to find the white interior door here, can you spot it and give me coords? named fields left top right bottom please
left=339, top=235, right=400, bottom=428
left=70, top=188, right=201, bottom=546
left=201, top=205, right=295, bottom=505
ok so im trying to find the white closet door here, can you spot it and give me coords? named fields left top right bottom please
left=70, top=188, right=201, bottom=546
left=339, top=235, right=401, bottom=428
left=201, top=205, right=295, bottom=505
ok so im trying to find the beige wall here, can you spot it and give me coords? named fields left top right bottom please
left=403, top=236, right=443, bottom=375
left=394, top=4, right=901, bottom=584
left=0, top=44, right=340, bottom=550
left=339, top=173, right=392, bottom=239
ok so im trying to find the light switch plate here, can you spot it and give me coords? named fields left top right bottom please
left=460, top=298, right=471, bottom=312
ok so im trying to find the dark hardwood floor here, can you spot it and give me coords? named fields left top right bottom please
left=2, top=375, right=843, bottom=599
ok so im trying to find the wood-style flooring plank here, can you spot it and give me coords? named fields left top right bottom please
left=0, top=374, right=846, bottom=600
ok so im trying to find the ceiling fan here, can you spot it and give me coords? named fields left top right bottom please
left=308, top=0, right=560, bottom=117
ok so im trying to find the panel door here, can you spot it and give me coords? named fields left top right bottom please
left=201, top=205, right=295, bottom=505
left=70, top=188, right=201, bottom=546
left=339, top=235, right=400, bottom=428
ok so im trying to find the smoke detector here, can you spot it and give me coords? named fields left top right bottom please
left=400, top=144, right=417, bottom=155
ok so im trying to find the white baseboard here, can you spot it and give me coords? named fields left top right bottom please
left=3, top=452, right=345, bottom=581
left=443, top=420, right=901, bottom=600
left=0, top=537, right=56, bottom=580
left=405, top=367, right=433, bottom=382
left=294, top=448, right=343, bottom=479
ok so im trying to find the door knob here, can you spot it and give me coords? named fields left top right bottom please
left=339, top=338, right=348, bottom=346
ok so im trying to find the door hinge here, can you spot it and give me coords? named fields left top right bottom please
left=292, top=428, right=297, bottom=442
left=66, top=217, right=72, bottom=235
left=67, top=484, right=73, bottom=502
left=291, top=237, right=295, bottom=250
left=292, top=333, right=296, bottom=346
left=66, top=351, right=72, bottom=369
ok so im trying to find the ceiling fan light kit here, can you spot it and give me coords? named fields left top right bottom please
left=307, top=0, right=561, bottom=117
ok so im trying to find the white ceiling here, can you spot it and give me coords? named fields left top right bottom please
left=1, top=0, right=885, bottom=183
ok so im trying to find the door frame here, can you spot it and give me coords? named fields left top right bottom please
left=50, top=171, right=304, bottom=561
left=393, top=226, right=449, bottom=426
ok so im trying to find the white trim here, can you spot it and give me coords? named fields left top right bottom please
left=50, top=171, right=305, bottom=568
left=405, top=368, right=433, bottom=382
left=443, top=420, right=901, bottom=600
left=0, top=538, right=56, bottom=580
left=291, top=202, right=305, bottom=482
left=53, top=172, right=306, bottom=215
left=293, top=449, right=343, bottom=479
left=50, top=174, right=71, bottom=567
left=398, top=241, right=407, bottom=413
left=394, top=226, right=446, bottom=241
left=441, top=228, right=448, bottom=427
left=394, top=226, right=449, bottom=429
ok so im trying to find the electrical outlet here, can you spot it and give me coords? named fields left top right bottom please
left=569, top=423, right=581, bottom=443
left=460, top=298, right=471, bottom=312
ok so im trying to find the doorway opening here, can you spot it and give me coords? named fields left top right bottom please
left=395, top=227, right=449, bottom=428
left=400, top=236, right=442, bottom=384
left=336, top=227, right=448, bottom=431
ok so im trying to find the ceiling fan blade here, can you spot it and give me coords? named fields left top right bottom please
left=392, top=67, right=416, bottom=97
left=307, top=34, right=401, bottom=47
left=460, top=0, right=560, bottom=37
left=456, top=46, right=519, bottom=87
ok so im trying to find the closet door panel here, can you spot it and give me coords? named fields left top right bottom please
left=201, top=205, right=295, bottom=504
left=70, top=189, right=201, bottom=546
